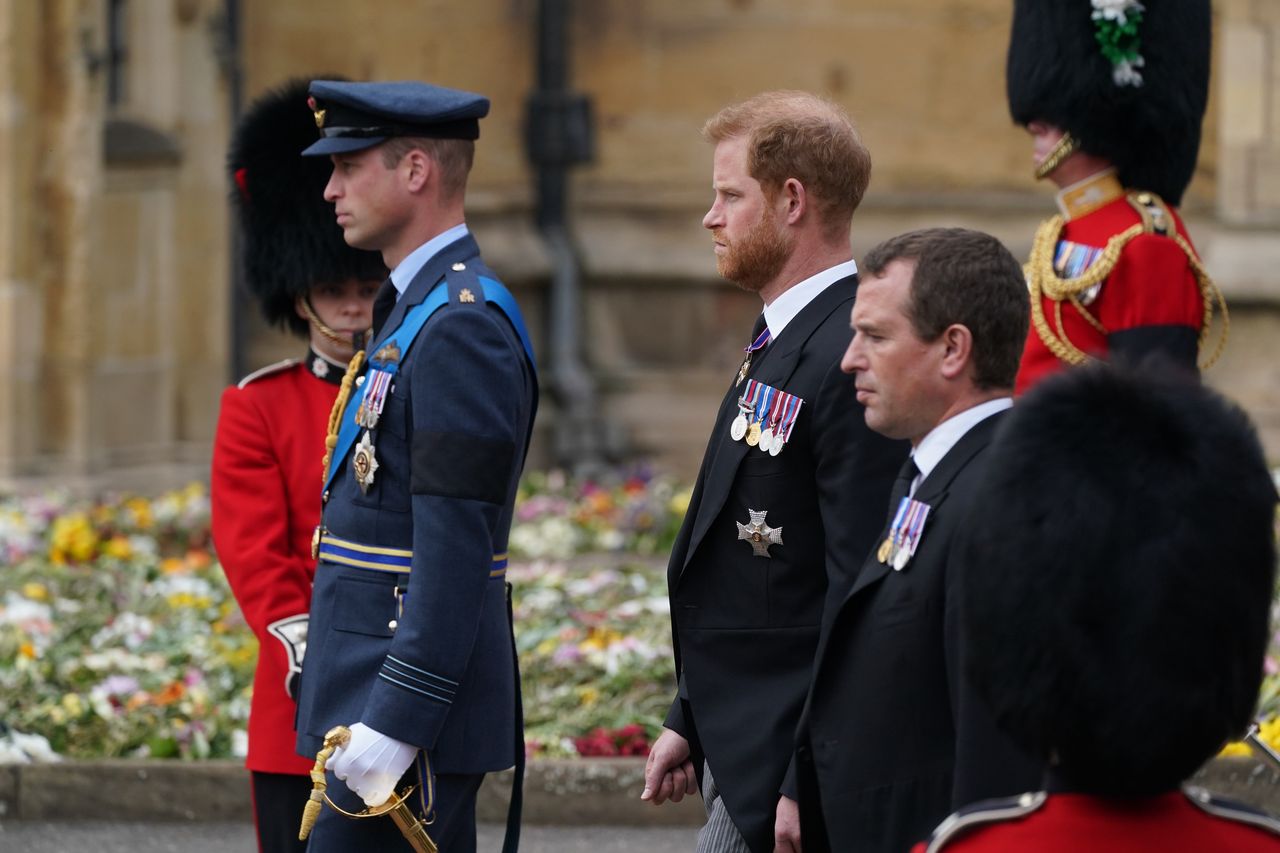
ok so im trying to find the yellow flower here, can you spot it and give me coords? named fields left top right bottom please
left=1218, top=741, right=1252, bottom=758
left=49, top=512, right=98, bottom=563
left=669, top=488, right=692, bottom=516
left=124, top=497, right=154, bottom=529
left=21, top=582, right=49, bottom=602
left=1260, top=716, right=1280, bottom=750
left=18, top=642, right=36, bottom=659
left=61, top=693, right=85, bottom=716
left=535, top=637, right=558, bottom=656
left=161, top=557, right=187, bottom=575
left=580, top=626, right=623, bottom=652
left=576, top=685, right=600, bottom=707
left=103, top=535, right=133, bottom=560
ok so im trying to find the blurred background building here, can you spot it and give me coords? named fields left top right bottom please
left=2, top=0, right=1278, bottom=489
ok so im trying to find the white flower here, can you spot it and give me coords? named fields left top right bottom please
left=1091, top=0, right=1144, bottom=26
left=0, top=730, right=62, bottom=765
left=1112, top=57, right=1145, bottom=88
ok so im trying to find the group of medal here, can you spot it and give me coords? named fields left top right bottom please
left=350, top=367, right=393, bottom=494
left=877, top=495, right=931, bottom=571
left=730, top=379, right=804, bottom=456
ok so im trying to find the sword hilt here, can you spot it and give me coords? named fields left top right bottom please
left=296, top=724, right=437, bottom=853
left=298, top=725, right=351, bottom=841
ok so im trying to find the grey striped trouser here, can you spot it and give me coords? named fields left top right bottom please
left=695, top=760, right=754, bottom=853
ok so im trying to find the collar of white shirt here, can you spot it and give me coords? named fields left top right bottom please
left=909, top=397, right=1013, bottom=497
left=761, top=258, right=859, bottom=341
left=388, top=223, right=471, bottom=299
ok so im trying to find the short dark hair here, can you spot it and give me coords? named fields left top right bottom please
left=961, top=365, right=1277, bottom=795
left=379, top=136, right=475, bottom=201
left=862, top=228, right=1029, bottom=390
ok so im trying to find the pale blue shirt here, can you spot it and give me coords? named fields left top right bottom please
left=908, top=397, right=1013, bottom=497
left=761, top=259, right=859, bottom=340
left=388, top=223, right=471, bottom=300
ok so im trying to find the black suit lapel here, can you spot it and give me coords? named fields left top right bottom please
left=840, top=410, right=1006, bottom=604
left=367, top=233, right=480, bottom=352
left=680, top=276, right=857, bottom=577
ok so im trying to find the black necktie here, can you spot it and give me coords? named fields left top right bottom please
left=750, top=312, right=768, bottom=343
left=371, top=278, right=397, bottom=340
left=883, top=456, right=920, bottom=527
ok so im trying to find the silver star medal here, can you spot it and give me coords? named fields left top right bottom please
left=737, top=509, right=783, bottom=558
left=352, top=430, right=379, bottom=494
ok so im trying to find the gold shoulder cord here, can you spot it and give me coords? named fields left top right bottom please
left=1026, top=191, right=1229, bottom=370
left=321, top=350, right=367, bottom=484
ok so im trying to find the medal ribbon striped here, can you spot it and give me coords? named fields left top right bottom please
left=744, top=324, right=772, bottom=353
left=781, top=394, right=804, bottom=443
left=1054, top=240, right=1104, bottom=279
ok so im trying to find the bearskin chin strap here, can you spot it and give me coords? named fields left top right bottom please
left=1034, top=132, right=1078, bottom=181
left=299, top=296, right=369, bottom=352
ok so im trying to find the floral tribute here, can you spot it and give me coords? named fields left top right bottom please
left=0, top=471, right=692, bottom=761
left=5, top=471, right=1278, bottom=764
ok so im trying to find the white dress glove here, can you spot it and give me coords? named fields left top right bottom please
left=325, top=722, right=418, bottom=807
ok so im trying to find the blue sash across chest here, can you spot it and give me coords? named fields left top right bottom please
left=323, top=275, right=536, bottom=494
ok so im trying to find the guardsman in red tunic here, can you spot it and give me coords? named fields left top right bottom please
left=915, top=365, right=1280, bottom=852
left=211, top=79, right=385, bottom=853
left=1007, top=0, right=1228, bottom=394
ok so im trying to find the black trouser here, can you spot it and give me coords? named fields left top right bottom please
left=251, top=771, right=311, bottom=853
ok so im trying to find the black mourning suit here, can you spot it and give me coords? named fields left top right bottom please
left=795, top=411, right=1042, bottom=853
left=664, top=274, right=907, bottom=853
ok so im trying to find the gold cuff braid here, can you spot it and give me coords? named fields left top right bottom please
left=1026, top=191, right=1229, bottom=370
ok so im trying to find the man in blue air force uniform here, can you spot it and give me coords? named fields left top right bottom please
left=293, top=79, right=537, bottom=853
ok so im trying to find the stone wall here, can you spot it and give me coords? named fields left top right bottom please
left=1, top=0, right=1277, bottom=488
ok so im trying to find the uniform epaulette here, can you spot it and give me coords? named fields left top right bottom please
left=923, top=791, right=1047, bottom=852
left=236, top=358, right=299, bottom=389
left=1184, top=786, right=1280, bottom=837
left=444, top=261, right=487, bottom=308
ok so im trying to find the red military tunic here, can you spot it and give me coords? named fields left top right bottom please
left=211, top=350, right=345, bottom=774
left=913, top=788, right=1280, bottom=852
left=1015, top=172, right=1205, bottom=394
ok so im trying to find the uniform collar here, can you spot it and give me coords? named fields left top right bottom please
left=1055, top=169, right=1125, bottom=221
left=762, top=259, right=858, bottom=341
left=909, top=397, right=1012, bottom=496
left=389, top=222, right=471, bottom=297
left=307, top=347, right=347, bottom=386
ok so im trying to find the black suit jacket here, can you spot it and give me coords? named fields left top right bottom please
left=664, top=275, right=908, bottom=853
left=795, top=410, right=1042, bottom=853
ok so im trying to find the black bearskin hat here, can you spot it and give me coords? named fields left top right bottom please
left=1007, top=0, right=1211, bottom=206
left=228, top=78, right=386, bottom=337
left=961, top=365, right=1276, bottom=795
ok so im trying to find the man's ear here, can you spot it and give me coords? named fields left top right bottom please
left=403, top=148, right=433, bottom=193
left=781, top=177, right=806, bottom=226
left=939, top=323, right=974, bottom=380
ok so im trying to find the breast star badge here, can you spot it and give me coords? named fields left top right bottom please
left=352, top=430, right=379, bottom=494
left=737, top=509, right=783, bottom=558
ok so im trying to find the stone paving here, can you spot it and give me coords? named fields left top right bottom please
left=0, top=821, right=699, bottom=852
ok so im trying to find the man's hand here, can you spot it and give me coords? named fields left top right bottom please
left=326, top=722, right=417, bottom=807
left=640, top=727, right=698, bottom=805
left=774, top=794, right=801, bottom=853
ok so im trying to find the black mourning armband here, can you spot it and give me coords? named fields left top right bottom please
left=410, top=430, right=515, bottom=504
